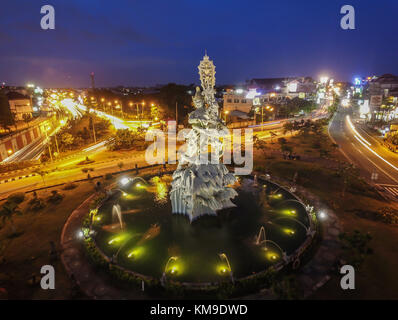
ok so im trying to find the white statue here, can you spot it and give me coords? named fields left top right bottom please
left=170, top=54, right=237, bottom=222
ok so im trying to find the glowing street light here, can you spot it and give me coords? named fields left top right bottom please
left=120, top=177, right=131, bottom=186
left=318, top=211, right=327, bottom=220
left=224, top=110, right=229, bottom=123
left=320, top=76, right=329, bottom=84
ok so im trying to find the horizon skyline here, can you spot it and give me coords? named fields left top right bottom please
left=0, top=70, right=384, bottom=89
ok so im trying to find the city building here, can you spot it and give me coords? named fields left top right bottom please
left=365, top=74, right=398, bottom=98
left=6, top=91, right=33, bottom=121
left=223, top=89, right=253, bottom=113
left=362, top=74, right=398, bottom=122
left=247, top=77, right=316, bottom=100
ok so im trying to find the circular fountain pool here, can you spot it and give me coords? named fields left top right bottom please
left=87, top=174, right=314, bottom=285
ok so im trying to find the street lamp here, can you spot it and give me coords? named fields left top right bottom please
left=142, top=101, right=146, bottom=120
left=224, top=110, right=229, bottom=123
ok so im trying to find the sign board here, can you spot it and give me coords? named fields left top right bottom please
left=299, top=92, right=305, bottom=99
left=370, top=95, right=382, bottom=106
left=253, top=97, right=260, bottom=106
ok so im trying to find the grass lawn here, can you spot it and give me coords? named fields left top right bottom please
left=0, top=178, right=113, bottom=299
left=254, top=128, right=398, bottom=299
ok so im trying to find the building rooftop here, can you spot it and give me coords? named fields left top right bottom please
left=6, top=91, right=30, bottom=100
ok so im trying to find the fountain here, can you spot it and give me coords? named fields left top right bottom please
left=271, top=216, right=311, bottom=236
left=218, top=253, right=234, bottom=283
left=112, top=204, right=124, bottom=230
left=161, top=256, right=179, bottom=284
left=262, top=240, right=288, bottom=263
left=255, top=226, right=266, bottom=245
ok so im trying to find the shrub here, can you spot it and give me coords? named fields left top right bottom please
left=7, top=193, right=25, bottom=204
left=63, top=182, right=77, bottom=190
left=377, top=207, right=398, bottom=224
left=28, top=197, right=46, bottom=211
left=339, top=230, right=372, bottom=269
left=47, top=190, right=64, bottom=204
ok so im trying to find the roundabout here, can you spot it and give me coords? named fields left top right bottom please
left=84, top=173, right=316, bottom=287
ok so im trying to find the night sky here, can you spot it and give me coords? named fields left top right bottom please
left=0, top=0, right=397, bottom=87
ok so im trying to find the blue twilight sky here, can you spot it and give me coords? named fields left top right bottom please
left=0, top=0, right=397, bottom=88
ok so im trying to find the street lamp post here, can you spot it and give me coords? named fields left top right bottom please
left=224, top=110, right=229, bottom=124
left=44, top=127, right=53, bottom=162
left=142, top=102, right=145, bottom=120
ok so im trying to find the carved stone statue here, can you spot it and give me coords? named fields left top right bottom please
left=170, top=54, right=237, bottom=221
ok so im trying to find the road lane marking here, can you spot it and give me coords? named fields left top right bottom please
left=352, top=135, right=398, bottom=184
left=378, top=185, right=398, bottom=197
left=347, top=115, right=398, bottom=172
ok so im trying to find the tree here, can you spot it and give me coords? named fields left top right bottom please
left=269, top=131, right=277, bottom=143
left=283, top=122, right=294, bottom=136
left=106, top=129, right=144, bottom=151
left=281, top=144, right=293, bottom=155
left=94, top=118, right=110, bottom=136
left=34, top=169, right=48, bottom=186
left=22, top=113, right=32, bottom=128
left=158, top=83, right=193, bottom=124
left=0, top=91, right=14, bottom=131
left=60, top=132, right=74, bottom=150
left=253, top=135, right=268, bottom=155
left=278, top=137, right=287, bottom=145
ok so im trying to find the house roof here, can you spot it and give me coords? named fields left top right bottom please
left=6, top=91, right=30, bottom=100
left=229, top=110, right=251, bottom=119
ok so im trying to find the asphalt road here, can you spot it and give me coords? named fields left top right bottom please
left=329, top=107, right=398, bottom=198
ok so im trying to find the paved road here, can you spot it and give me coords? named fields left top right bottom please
left=329, top=107, right=398, bottom=198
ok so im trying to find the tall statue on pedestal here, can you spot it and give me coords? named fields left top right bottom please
left=170, top=54, right=237, bottom=222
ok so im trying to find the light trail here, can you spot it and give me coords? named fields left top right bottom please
left=347, top=115, right=398, bottom=172
left=346, top=115, right=371, bottom=146
left=82, top=140, right=107, bottom=152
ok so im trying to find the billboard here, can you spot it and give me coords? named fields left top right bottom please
left=370, top=95, right=382, bottom=106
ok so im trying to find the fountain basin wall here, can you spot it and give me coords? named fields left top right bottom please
left=82, top=172, right=318, bottom=295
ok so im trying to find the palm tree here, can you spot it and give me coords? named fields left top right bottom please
left=34, top=169, right=48, bottom=186
left=283, top=122, right=294, bottom=136
left=253, top=135, right=268, bottom=155
left=269, top=131, right=277, bottom=143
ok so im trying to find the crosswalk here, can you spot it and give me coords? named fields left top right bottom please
left=378, top=184, right=398, bottom=198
